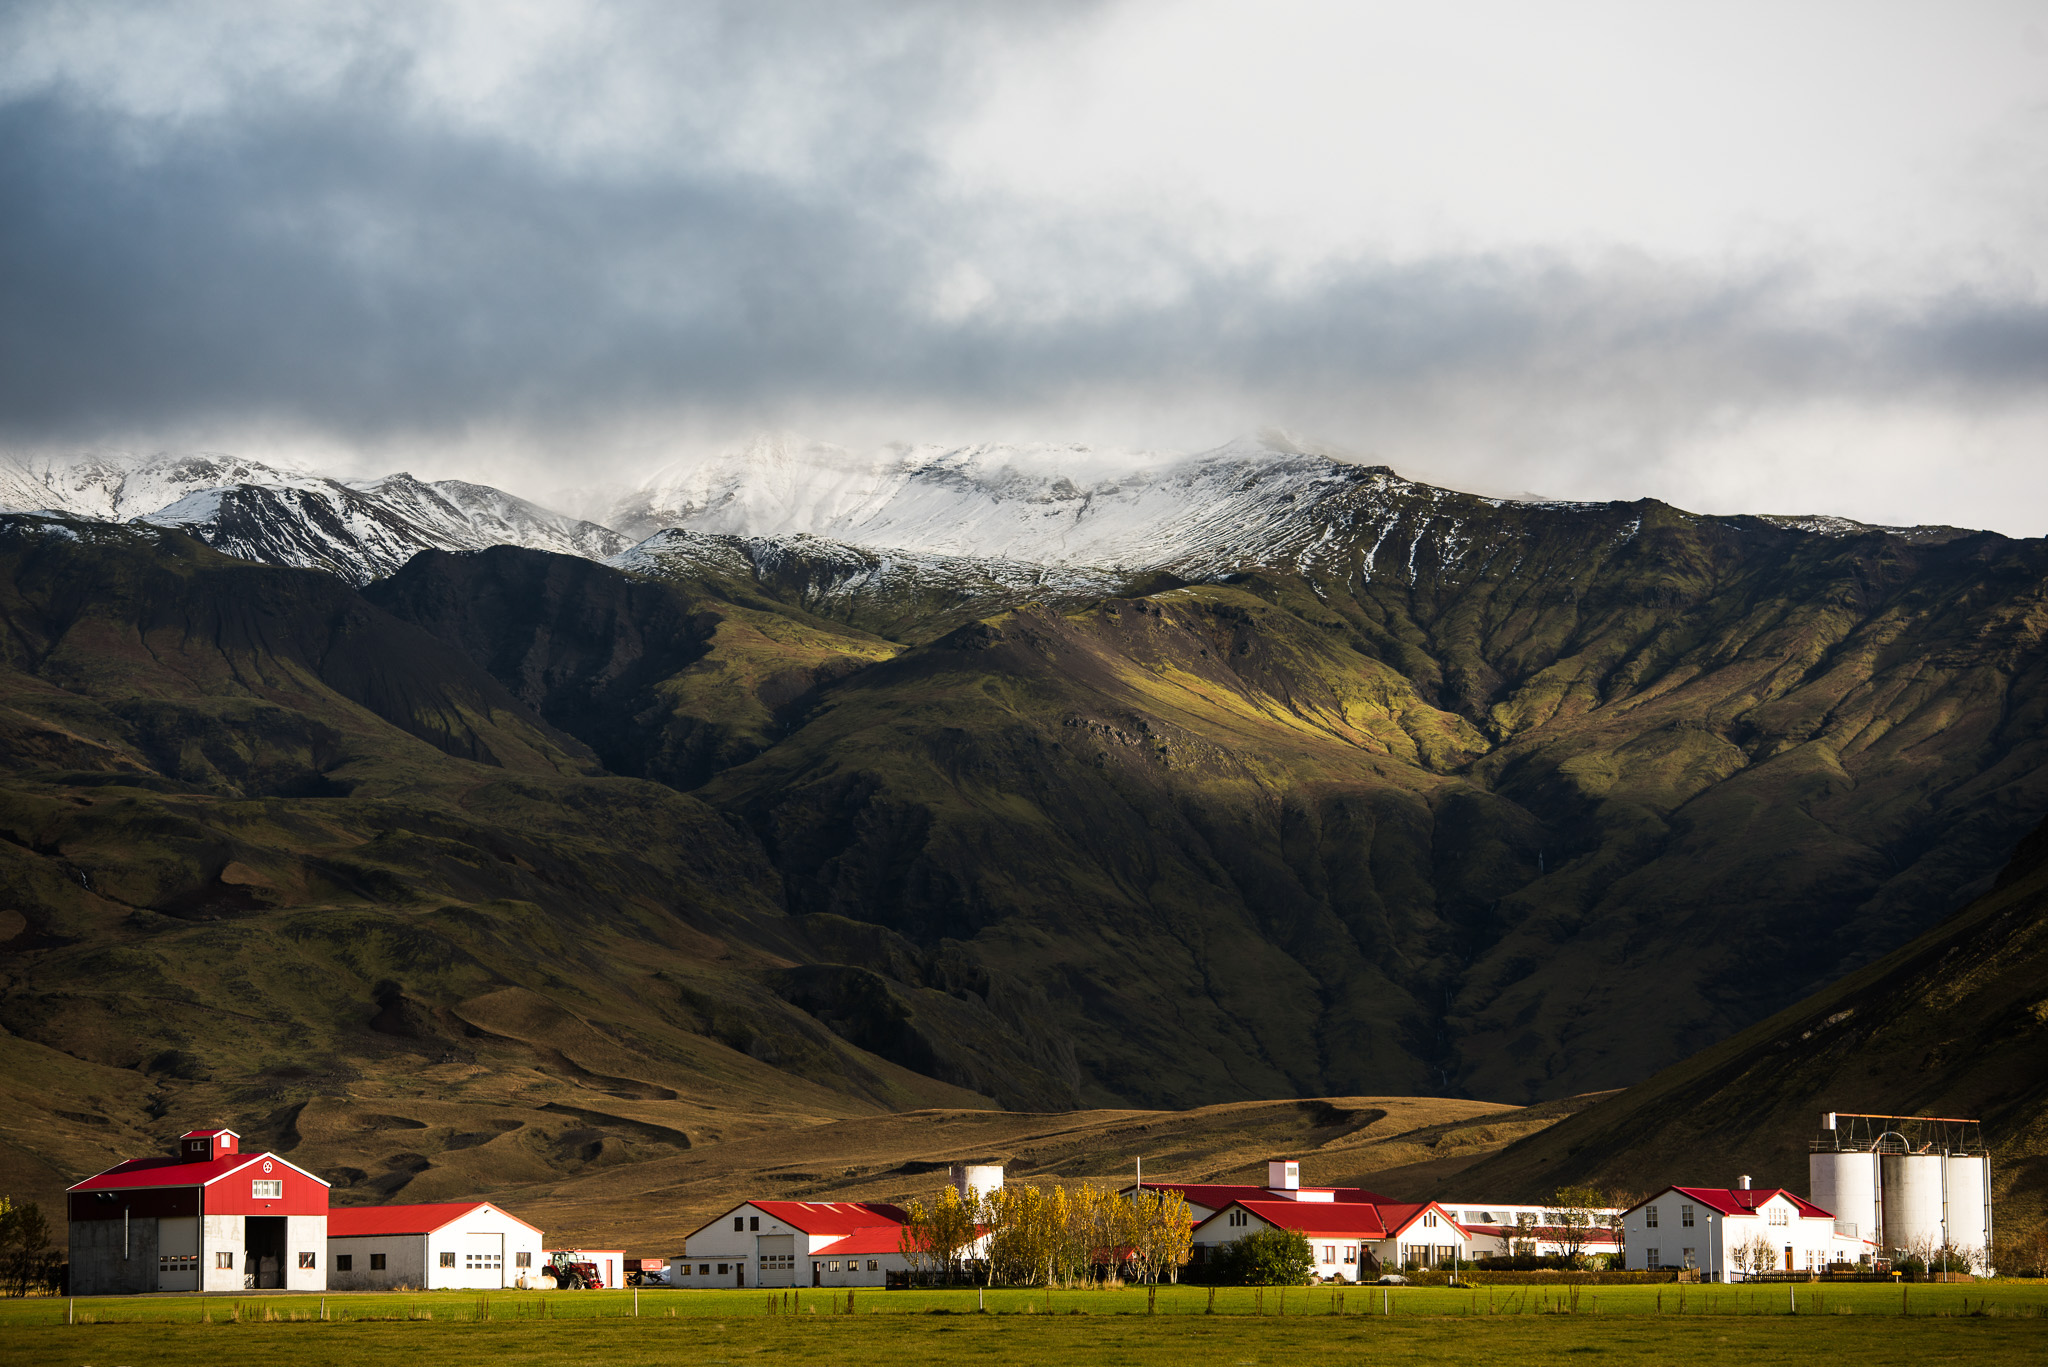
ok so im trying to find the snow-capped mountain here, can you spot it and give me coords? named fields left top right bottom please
left=0, top=453, right=629, bottom=584
left=603, top=431, right=1381, bottom=571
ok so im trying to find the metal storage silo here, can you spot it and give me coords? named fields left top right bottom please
left=1809, top=1148, right=1880, bottom=1243
left=1943, top=1154, right=1991, bottom=1261
left=1879, top=1152, right=1947, bottom=1253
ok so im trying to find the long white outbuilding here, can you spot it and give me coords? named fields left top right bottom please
left=326, top=1201, right=546, bottom=1290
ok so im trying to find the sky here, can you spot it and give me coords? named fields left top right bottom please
left=2, top=0, right=2046, bottom=531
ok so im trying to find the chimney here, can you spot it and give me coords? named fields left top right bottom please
left=1737, top=1175, right=1751, bottom=1190
left=1821, top=1112, right=1836, bottom=1131
left=1267, top=1159, right=1300, bottom=1192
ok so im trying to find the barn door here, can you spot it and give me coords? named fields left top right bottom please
left=245, top=1217, right=286, bottom=1289
left=466, top=1234, right=505, bottom=1288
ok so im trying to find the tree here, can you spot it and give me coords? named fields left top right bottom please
left=1123, top=1188, right=1194, bottom=1286
left=899, top=1183, right=981, bottom=1282
left=0, top=1199, right=57, bottom=1297
left=1213, top=1227, right=1313, bottom=1286
left=1546, top=1185, right=1607, bottom=1268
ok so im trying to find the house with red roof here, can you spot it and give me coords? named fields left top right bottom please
left=680, top=1199, right=934, bottom=1289
left=326, top=1201, right=545, bottom=1290
left=66, top=1128, right=330, bottom=1295
left=1620, top=1179, right=1878, bottom=1280
left=1189, top=1196, right=1474, bottom=1279
left=1126, top=1159, right=1392, bottom=1221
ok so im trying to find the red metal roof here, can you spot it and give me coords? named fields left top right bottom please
left=744, top=1201, right=908, bottom=1236
left=1221, top=1199, right=1391, bottom=1238
left=328, top=1202, right=541, bottom=1238
left=1648, top=1187, right=1836, bottom=1220
left=814, top=1226, right=913, bottom=1256
left=179, top=1129, right=238, bottom=1139
left=67, top=1151, right=329, bottom=1193
left=1130, top=1183, right=1390, bottom=1211
left=1373, top=1202, right=1470, bottom=1237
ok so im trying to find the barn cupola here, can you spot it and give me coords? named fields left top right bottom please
left=179, top=1128, right=240, bottom=1162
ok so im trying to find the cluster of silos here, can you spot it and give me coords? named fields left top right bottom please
left=1808, top=1113, right=1992, bottom=1260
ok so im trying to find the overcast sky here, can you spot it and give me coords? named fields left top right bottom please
left=3, top=0, right=2046, bottom=531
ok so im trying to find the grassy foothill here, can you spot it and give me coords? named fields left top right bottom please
left=2, top=1283, right=2045, bottom=1366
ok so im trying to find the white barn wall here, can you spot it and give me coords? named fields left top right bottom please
left=286, top=1215, right=326, bottom=1291
left=201, top=1214, right=244, bottom=1292
left=327, top=1235, right=428, bottom=1291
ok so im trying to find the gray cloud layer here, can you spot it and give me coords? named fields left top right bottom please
left=2, top=1, right=2045, bottom=528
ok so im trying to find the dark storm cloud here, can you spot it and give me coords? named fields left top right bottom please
left=0, top=3, right=2043, bottom=451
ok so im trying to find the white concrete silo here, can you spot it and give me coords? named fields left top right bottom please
left=1879, top=1151, right=1948, bottom=1253
left=1809, top=1148, right=1881, bottom=1243
left=1944, top=1153, right=1992, bottom=1263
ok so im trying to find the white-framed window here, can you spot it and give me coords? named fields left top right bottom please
left=1680, top=1204, right=1695, bottom=1227
left=1343, top=1247, right=1357, bottom=1264
left=1645, top=1206, right=1659, bottom=1227
left=298, top=1252, right=316, bottom=1269
left=866, top=1260, right=879, bottom=1271
left=440, top=1251, right=457, bottom=1267
left=1646, top=1247, right=1659, bottom=1267
left=1769, top=1207, right=1788, bottom=1226
left=1423, top=1213, right=1438, bottom=1228
left=1682, top=1248, right=1696, bottom=1266
left=252, top=1179, right=282, bottom=1199
left=1227, top=1209, right=1249, bottom=1227
left=516, top=1252, right=531, bottom=1268
left=216, top=1252, right=234, bottom=1269
left=828, top=1261, right=841, bottom=1272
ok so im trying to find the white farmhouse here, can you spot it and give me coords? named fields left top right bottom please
left=679, top=1200, right=919, bottom=1289
left=326, top=1201, right=546, bottom=1290
left=1620, top=1181, right=1876, bottom=1279
left=1190, top=1197, right=1474, bottom=1279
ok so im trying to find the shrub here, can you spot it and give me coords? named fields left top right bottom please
left=1212, top=1228, right=1314, bottom=1286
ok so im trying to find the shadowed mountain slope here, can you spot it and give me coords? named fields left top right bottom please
left=1441, top=812, right=2048, bottom=1230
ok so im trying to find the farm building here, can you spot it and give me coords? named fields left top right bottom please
left=326, top=1201, right=545, bottom=1290
left=1188, top=1195, right=1474, bottom=1277
left=66, top=1128, right=329, bottom=1295
left=680, top=1200, right=917, bottom=1289
left=1441, top=1200, right=1626, bottom=1261
left=1620, top=1180, right=1876, bottom=1279
left=1129, top=1159, right=1390, bottom=1220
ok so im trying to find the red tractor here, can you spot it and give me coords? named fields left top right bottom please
left=544, top=1252, right=605, bottom=1289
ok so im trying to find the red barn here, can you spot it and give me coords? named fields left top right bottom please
left=67, top=1128, right=330, bottom=1295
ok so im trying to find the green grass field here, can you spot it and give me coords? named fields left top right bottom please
left=2, top=1283, right=2045, bottom=1365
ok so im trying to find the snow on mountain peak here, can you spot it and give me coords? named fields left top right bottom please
left=601, top=431, right=1383, bottom=569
